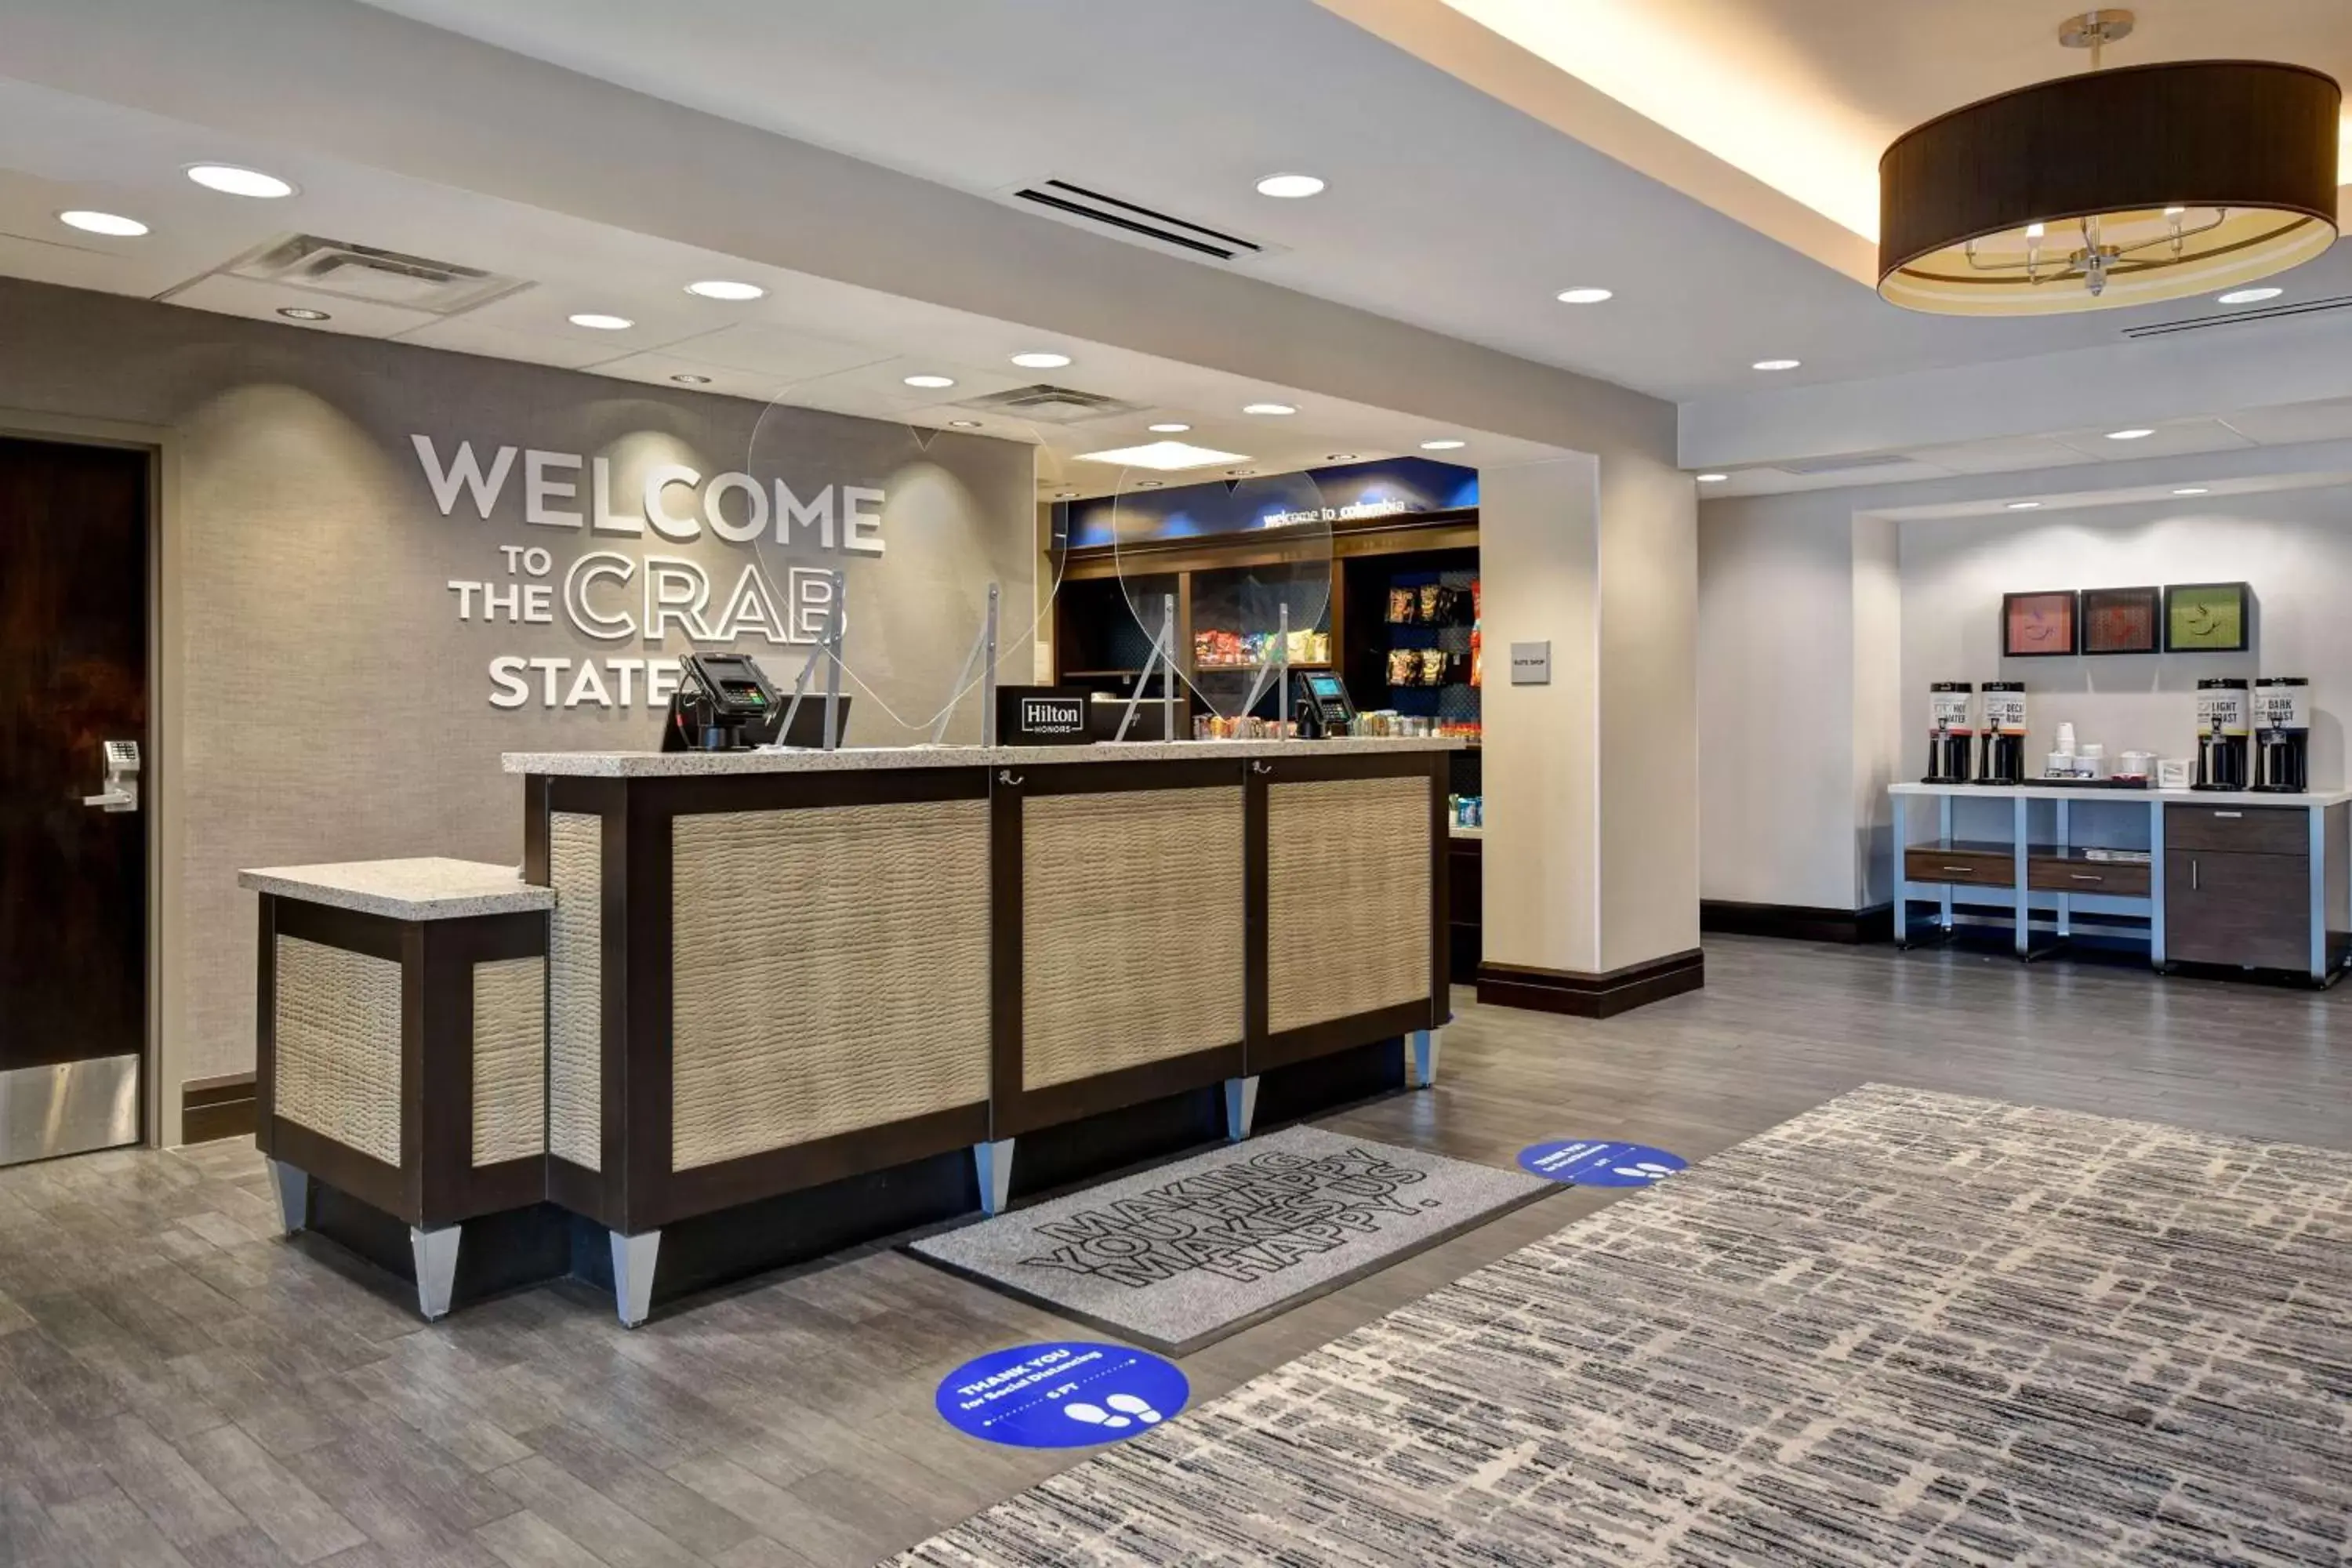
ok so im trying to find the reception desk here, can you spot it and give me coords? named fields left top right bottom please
left=248, top=738, right=1457, bottom=1324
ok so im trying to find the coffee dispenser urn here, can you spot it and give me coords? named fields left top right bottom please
left=1976, top=681, right=2027, bottom=786
left=2252, top=677, right=2310, bottom=794
left=1925, top=681, right=1975, bottom=784
left=2192, top=677, right=2251, bottom=791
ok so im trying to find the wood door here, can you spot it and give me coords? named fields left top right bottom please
left=0, top=435, right=148, bottom=1159
left=2165, top=849, right=2308, bottom=970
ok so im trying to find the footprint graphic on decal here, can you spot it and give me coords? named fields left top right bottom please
left=1065, top=1394, right=1163, bottom=1432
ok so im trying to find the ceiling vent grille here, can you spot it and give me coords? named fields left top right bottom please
left=1007, top=178, right=1265, bottom=262
left=2124, top=295, right=2352, bottom=339
left=220, top=234, right=528, bottom=314
left=1772, top=452, right=1922, bottom=477
left=951, top=383, right=1148, bottom=425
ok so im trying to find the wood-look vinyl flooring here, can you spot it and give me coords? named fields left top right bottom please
left=1, top=935, right=2346, bottom=1566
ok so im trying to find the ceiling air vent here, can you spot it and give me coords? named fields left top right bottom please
left=1007, top=178, right=1265, bottom=262
left=219, top=234, right=528, bottom=314
left=2123, top=295, right=2352, bottom=339
left=952, top=383, right=1148, bottom=425
left=1772, top=452, right=1922, bottom=477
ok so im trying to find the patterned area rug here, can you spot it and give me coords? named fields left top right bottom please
left=908, top=1126, right=1552, bottom=1354
left=895, top=1085, right=2352, bottom=1566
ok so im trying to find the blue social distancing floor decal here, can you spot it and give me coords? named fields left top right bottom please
left=936, top=1341, right=1190, bottom=1449
left=1518, top=1139, right=1686, bottom=1187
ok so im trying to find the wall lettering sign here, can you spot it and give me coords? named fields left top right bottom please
left=409, top=435, right=887, bottom=712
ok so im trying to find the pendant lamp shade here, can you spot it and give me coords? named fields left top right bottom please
left=1878, top=60, right=2340, bottom=315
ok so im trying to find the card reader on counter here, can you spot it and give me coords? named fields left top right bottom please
left=1294, top=670, right=1357, bottom=739
left=662, top=652, right=779, bottom=752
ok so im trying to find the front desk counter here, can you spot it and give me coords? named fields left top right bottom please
left=246, top=737, right=1457, bottom=1324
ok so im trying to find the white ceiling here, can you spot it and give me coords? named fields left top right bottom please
left=352, top=0, right=2352, bottom=405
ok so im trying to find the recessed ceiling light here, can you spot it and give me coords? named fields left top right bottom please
left=2173, top=487, right=2209, bottom=495
left=1696, top=473, right=1729, bottom=483
left=2217, top=286, right=2283, bottom=304
left=59, top=209, right=147, bottom=237
left=1325, top=453, right=1359, bottom=462
left=948, top=419, right=982, bottom=428
left=2006, top=501, right=2042, bottom=510
left=2105, top=428, right=2155, bottom=441
left=1227, top=468, right=1258, bottom=477
left=568, top=313, right=633, bottom=330
left=1555, top=287, right=1613, bottom=304
left=1420, top=438, right=1466, bottom=451
left=670, top=373, right=712, bottom=385
left=2163, top=205, right=2187, bottom=217
left=2024, top=221, right=2046, bottom=239
left=1074, top=440, right=1251, bottom=472
left=1132, top=480, right=1163, bottom=488
left=186, top=164, right=294, bottom=198
left=1254, top=172, right=1325, bottom=198
left=1010, top=351, right=1071, bottom=369
left=1243, top=402, right=1297, bottom=416
left=1148, top=422, right=1191, bottom=434
left=1751, top=358, right=1802, bottom=372
left=685, top=279, right=764, bottom=301
left=1056, top=491, right=1078, bottom=499
left=276, top=307, right=331, bottom=322
left=903, top=373, right=956, bottom=389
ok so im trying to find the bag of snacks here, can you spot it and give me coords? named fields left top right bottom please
left=1387, top=648, right=1418, bottom=687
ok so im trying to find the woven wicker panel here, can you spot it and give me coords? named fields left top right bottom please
left=1022, top=788, right=1243, bottom=1091
left=547, top=813, right=602, bottom=1171
left=272, top=936, right=401, bottom=1165
left=670, top=801, right=991, bottom=1171
left=471, top=956, right=546, bottom=1167
left=1267, top=776, right=1432, bottom=1034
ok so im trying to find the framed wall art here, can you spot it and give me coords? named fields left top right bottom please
left=2163, top=582, right=2251, bottom=653
left=2079, top=586, right=2160, bottom=655
left=2002, top=590, right=2078, bottom=658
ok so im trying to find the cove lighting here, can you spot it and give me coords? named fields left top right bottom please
left=670, top=373, right=712, bottom=384
left=903, top=374, right=956, bottom=388
left=1075, top=440, right=1250, bottom=472
left=1420, top=438, right=1466, bottom=450
left=1254, top=172, right=1325, bottom=198
left=568, top=313, right=633, bottom=330
left=686, top=279, right=764, bottom=300
left=2105, top=428, right=2154, bottom=441
left=60, top=210, right=147, bottom=236
left=1148, top=422, right=1191, bottom=433
left=276, top=307, right=331, bottom=321
left=2217, top=286, right=2283, bottom=304
left=1555, top=287, right=1613, bottom=303
left=1751, top=358, right=1802, bottom=371
left=1696, top=473, right=1729, bottom=483
left=2173, top=487, right=2210, bottom=495
left=1011, top=351, right=1071, bottom=369
left=2006, top=501, right=2042, bottom=510
left=1243, top=401, right=1297, bottom=416
left=187, top=164, right=294, bottom=198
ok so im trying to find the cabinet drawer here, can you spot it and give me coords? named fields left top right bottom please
left=1904, top=848, right=2013, bottom=887
left=2165, top=849, right=2310, bottom=969
left=2026, top=856, right=2151, bottom=898
left=2165, top=804, right=2309, bottom=856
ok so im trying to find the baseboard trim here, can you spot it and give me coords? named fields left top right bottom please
left=180, top=1072, right=257, bottom=1145
left=1475, top=949, right=1705, bottom=1019
left=1701, top=900, right=1893, bottom=946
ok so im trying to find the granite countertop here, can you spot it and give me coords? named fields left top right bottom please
left=1889, top=782, right=2352, bottom=808
left=238, top=858, right=555, bottom=920
left=503, top=735, right=1465, bottom=779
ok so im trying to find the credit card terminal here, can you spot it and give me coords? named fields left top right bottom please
left=1294, top=670, right=1356, bottom=738
left=663, top=652, right=780, bottom=751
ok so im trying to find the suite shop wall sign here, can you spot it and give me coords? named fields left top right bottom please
left=409, top=435, right=887, bottom=711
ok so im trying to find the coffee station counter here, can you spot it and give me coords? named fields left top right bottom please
left=248, top=737, right=1457, bottom=1324
left=1891, top=781, right=2351, bottom=981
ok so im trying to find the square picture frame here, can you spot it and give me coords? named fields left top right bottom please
left=2002, top=590, right=2078, bottom=658
left=2080, top=585, right=2161, bottom=655
left=2163, top=582, right=2251, bottom=653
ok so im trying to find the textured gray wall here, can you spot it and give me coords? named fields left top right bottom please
left=0, top=278, right=1035, bottom=1083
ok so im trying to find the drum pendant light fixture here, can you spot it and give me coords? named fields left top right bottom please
left=1878, top=10, right=2341, bottom=315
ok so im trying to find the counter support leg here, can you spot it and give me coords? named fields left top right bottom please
left=2013, top=796, right=2031, bottom=960
left=2310, top=806, right=2326, bottom=983
left=1410, top=1028, right=1442, bottom=1089
left=610, top=1230, right=660, bottom=1329
left=410, top=1225, right=461, bottom=1323
left=1224, top=1076, right=1261, bottom=1141
left=267, top=1160, right=307, bottom=1236
left=974, top=1139, right=1015, bottom=1217
left=2149, top=802, right=2168, bottom=970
